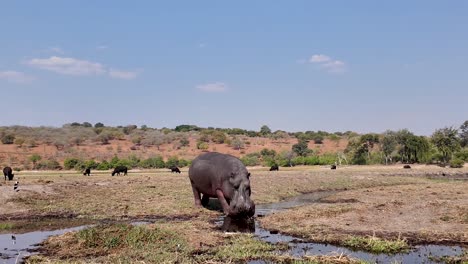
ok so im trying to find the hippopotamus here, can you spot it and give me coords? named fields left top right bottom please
left=269, top=164, right=279, bottom=171
left=188, top=152, right=255, bottom=217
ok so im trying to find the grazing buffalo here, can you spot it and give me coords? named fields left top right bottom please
left=331, top=165, right=337, bottom=170
left=170, top=166, right=181, bottom=173
left=403, top=165, right=411, bottom=169
left=3, top=166, right=14, bottom=181
left=112, top=166, right=128, bottom=176
left=269, top=165, right=279, bottom=171
left=83, top=168, right=91, bottom=176
left=189, top=152, right=255, bottom=217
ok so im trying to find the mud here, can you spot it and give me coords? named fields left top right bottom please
left=217, top=191, right=467, bottom=263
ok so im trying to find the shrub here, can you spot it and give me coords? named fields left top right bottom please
left=454, top=149, right=468, bottom=162
left=449, top=158, right=464, bottom=168
left=139, top=156, right=165, bottom=169
left=36, top=159, right=61, bottom=170
left=131, top=135, right=142, bottom=144
left=231, top=137, right=244, bottom=150
left=178, top=159, right=191, bottom=167
left=313, top=135, right=324, bottom=144
left=1, top=134, right=15, bottom=144
left=197, top=141, right=209, bottom=151
left=64, top=158, right=82, bottom=170
left=29, top=154, right=42, bottom=169
left=179, top=138, right=190, bottom=147
left=212, top=131, right=227, bottom=144
left=14, top=138, right=25, bottom=147
left=241, top=153, right=261, bottom=166
left=165, top=156, right=180, bottom=168
left=96, top=160, right=111, bottom=170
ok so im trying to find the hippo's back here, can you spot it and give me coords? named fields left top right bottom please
left=189, top=152, right=246, bottom=193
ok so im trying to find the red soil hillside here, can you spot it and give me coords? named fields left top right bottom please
left=0, top=137, right=349, bottom=169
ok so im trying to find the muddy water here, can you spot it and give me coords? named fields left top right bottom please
left=218, top=191, right=466, bottom=264
left=0, top=226, right=88, bottom=264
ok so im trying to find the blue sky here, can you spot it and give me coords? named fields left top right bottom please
left=1, top=1, right=467, bottom=135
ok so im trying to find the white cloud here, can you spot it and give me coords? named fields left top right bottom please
left=196, top=82, right=228, bottom=92
left=309, top=54, right=346, bottom=73
left=27, top=56, right=105, bottom=76
left=0, top=71, right=34, bottom=83
left=109, top=69, right=138, bottom=80
left=322, top=60, right=346, bottom=73
left=309, top=54, right=331, bottom=63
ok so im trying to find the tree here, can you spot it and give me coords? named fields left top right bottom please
left=431, top=127, right=461, bottom=164
left=260, top=125, right=272, bottom=136
left=94, top=122, right=105, bottom=128
left=381, top=131, right=397, bottom=165
left=460, top=120, right=468, bottom=148
left=395, top=129, right=430, bottom=163
left=82, top=122, right=92, bottom=128
left=231, top=137, right=245, bottom=150
left=292, top=139, right=311, bottom=157
left=282, top=151, right=295, bottom=167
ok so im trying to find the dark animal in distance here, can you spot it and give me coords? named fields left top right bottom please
left=269, top=165, right=279, bottom=171
left=331, top=165, right=337, bottom=170
left=403, top=165, right=411, bottom=169
left=112, top=166, right=128, bottom=176
left=3, top=166, right=14, bottom=181
left=189, top=152, right=255, bottom=217
left=83, top=168, right=91, bottom=176
left=170, top=166, right=181, bottom=173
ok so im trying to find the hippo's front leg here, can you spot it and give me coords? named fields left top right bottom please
left=216, top=189, right=231, bottom=215
left=191, top=186, right=202, bottom=207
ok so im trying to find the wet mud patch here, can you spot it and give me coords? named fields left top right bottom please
left=0, top=211, right=77, bottom=222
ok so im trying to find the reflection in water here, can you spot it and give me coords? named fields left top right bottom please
left=0, top=226, right=88, bottom=264
left=221, top=216, right=255, bottom=233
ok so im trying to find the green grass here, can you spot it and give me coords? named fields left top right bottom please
left=343, top=235, right=410, bottom=254
left=0, top=223, right=14, bottom=230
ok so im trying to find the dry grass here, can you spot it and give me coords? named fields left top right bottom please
left=1, top=165, right=466, bottom=262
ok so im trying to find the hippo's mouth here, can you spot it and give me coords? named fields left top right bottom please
left=229, top=202, right=255, bottom=218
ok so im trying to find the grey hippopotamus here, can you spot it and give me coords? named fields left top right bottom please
left=188, top=152, right=255, bottom=217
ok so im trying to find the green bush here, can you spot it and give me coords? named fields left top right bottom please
left=454, top=149, right=468, bottom=162
left=241, top=153, right=261, bottom=166
left=64, top=158, right=82, bottom=170
left=449, top=158, right=464, bottom=168
left=165, top=156, right=180, bottom=168
left=96, top=160, right=111, bottom=170
left=139, top=156, right=165, bottom=169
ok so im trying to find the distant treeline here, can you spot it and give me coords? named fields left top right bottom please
left=1, top=121, right=467, bottom=170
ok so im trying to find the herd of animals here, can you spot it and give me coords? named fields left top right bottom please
left=2, top=152, right=414, bottom=217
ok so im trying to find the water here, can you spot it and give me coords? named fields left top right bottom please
left=0, top=226, right=88, bottom=264
left=217, top=191, right=466, bottom=264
